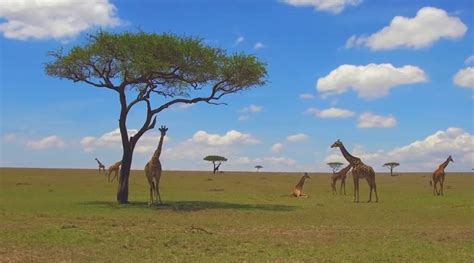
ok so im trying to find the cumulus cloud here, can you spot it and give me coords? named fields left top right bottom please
left=326, top=127, right=473, bottom=171
left=316, top=63, right=428, bottom=99
left=191, top=130, right=259, bottom=146
left=306, top=107, right=355, bottom=118
left=453, top=67, right=474, bottom=88
left=271, top=143, right=284, bottom=153
left=345, top=7, right=467, bottom=50
left=254, top=42, right=265, bottom=50
left=80, top=128, right=169, bottom=154
left=286, top=133, right=309, bottom=142
left=299, top=93, right=316, bottom=100
left=358, top=112, right=397, bottom=128
left=0, top=0, right=122, bottom=41
left=27, top=135, right=65, bottom=150
left=282, top=0, right=362, bottom=14
left=2, top=133, right=18, bottom=143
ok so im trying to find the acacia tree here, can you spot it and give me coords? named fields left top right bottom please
left=383, top=162, right=400, bottom=176
left=327, top=162, right=343, bottom=173
left=203, top=155, right=228, bottom=174
left=46, top=31, right=267, bottom=203
left=255, top=165, right=263, bottom=172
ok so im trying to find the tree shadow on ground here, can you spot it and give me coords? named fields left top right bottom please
left=80, top=200, right=296, bottom=212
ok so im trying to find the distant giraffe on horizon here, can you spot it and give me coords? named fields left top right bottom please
left=292, top=173, right=311, bottom=198
left=331, top=163, right=352, bottom=195
left=331, top=139, right=378, bottom=203
left=107, top=161, right=122, bottom=182
left=95, top=158, right=106, bottom=174
left=430, top=155, right=453, bottom=196
left=144, top=125, right=168, bottom=205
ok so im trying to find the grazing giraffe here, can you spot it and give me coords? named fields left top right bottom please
left=95, top=158, right=106, bottom=174
left=144, top=125, right=168, bottom=205
left=430, top=155, right=453, bottom=196
left=107, top=161, right=122, bottom=182
left=331, top=163, right=352, bottom=195
left=292, top=173, right=311, bottom=197
left=331, top=139, right=378, bottom=203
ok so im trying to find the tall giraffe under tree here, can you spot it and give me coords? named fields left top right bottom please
left=107, top=161, right=122, bottom=182
left=331, top=163, right=352, bottom=195
left=292, top=173, right=311, bottom=197
left=144, top=125, right=168, bottom=205
left=430, top=155, right=453, bottom=196
left=331, top=140, right=378, bottom=203
left=95, top=158, right=106, bottom=174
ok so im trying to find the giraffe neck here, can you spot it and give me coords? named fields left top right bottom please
left=150, top=134, right=165, bottom=163
left=339, top=144, right=360, bottom=165
left=296, top=176, right=306, bottom=188
left=96, top=159, right=102, bottom=165
left=440, top=158, right=450, bottom=169
left=339, top=164, right=352, bottom=174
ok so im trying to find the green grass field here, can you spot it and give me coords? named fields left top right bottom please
left=0, top=168, right=473, bottom=262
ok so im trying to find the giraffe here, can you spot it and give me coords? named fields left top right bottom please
left=292, top=173, right=311, bottom=197
left=430, top=155, right=453, bottom=196
left=331, top=139, right=378, bottom=203
left=107, top=161, right=122, bottom=182
left=331, top=163, right=352, bottom=195
left=95, top=158, right=106, bottom=174
left=144, top=125, right=168, bottom=205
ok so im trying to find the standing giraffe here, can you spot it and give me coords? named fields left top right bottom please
left=331, top=163, right=352, bottom=195
left=331, top=139, right=378, bottom=203
left=107, top=161, right=122, bottom=182
left=95, top=158, right=106, bottom=174
left=144, top=125, right=168, bottom=205
left=292, top=173, right=311, bottom=197
left=430, top=155, right=453, bottom=196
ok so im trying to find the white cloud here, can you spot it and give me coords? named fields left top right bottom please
left=80, top=128, right=169, bottom=154
left=299, top=93, right=316, bottom=100
left=345, top=7, right=467, bottom=50
left=235, top=36, right=245, bottom=45
left=172, top=103, right=195, bottom=111
left=0, top=0, right=122, bottom=41
left=358, top=112, right=397, bottom=128
left=257, top=156, right=297, bottom=166
left=453, top=67, right=474, bottom=88
left=336, top=127, right=474, bottom=172
left=282, top=0, right=362, bottom=14
left=316, top=63, right=428, bottom=99
left=3, top=133, right=17, bottom=143
left=238, top=115, right=250, bottom=121
left=465, top=55, right=474, bottom=65
left=306, top=107, right=355, bottom=118
left=191, top=130, right=259, bottom=146
left=241, top=104, right=263, bottom=113
left=27, top=135, right=65, bottom=150
left=254, top=42, right=265, bottom=50
left=286, top=133, right=309, bottom=142
left=271, top=143, right=284, bottom=153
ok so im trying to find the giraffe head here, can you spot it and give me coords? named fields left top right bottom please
left=303, top=172, right=311, bottom=179
left=159, top=125, right=168, bottom=136
left=448, top=155, right=454, bottom=162
left=331, top=139, right=343, bottom=148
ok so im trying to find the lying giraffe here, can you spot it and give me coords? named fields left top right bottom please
left=107, top=161, right=122, bottom=182
left=331, top=163, right=352, bottom=195
left=431, top=155, right=453, bottom=196
left=331, top=139, right=378, bottom=203
left=292, top=173, right=311, bottom=197
left=95, top=158, right=106, bottom=174
left=144, top=125, right=168, bottom=205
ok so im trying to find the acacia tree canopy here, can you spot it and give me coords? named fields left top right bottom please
left=204, top=155, right=228, bottom=174
left=45, top=31, right=267, bottom=203
left=383, top=162, right=400, bottom=176
left=327, top=162, right=344, bottom=172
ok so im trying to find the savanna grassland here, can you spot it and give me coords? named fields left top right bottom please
left=0, top=168, right=473, bottom=262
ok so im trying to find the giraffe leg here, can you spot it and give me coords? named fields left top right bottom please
left=367, top=178, right=373, bottom=203
left=353, top=177, right=357, bottom=202
left=156, top=181, right=162, bottom=204
left=440, top=178, right=444, bottom=196
left=339, top=180, right=343, bottom=195
left=373, top=180, right=378, bottom=203
left=343, top=179, right=346, bottom=195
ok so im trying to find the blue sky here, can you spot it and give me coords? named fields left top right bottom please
left=1, top=0, right=473, bottom=172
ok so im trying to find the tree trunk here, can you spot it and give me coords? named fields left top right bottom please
left=212, top=161, right=217, bottom=174
left=117, top=149, right=133, bottom=203
left=390, top=167, right=393, bottom=176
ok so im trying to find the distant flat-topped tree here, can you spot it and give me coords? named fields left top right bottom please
left=383, top=162, right=400, bottom=176
left=327, top=162, right=344, bottom=173
left=45, top=31, right=267, bottom=203
left=255, top=165, right=263, bottom=172
left=204, top=155, right=228, bottom=174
